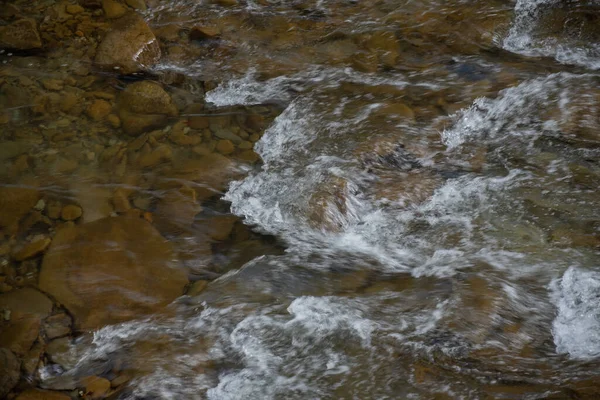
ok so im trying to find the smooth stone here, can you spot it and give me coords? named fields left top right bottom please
left=39, top=215, right=188, bottom=330
left=86, top=99, right=112, bottom=121
left=12, top=236, right=52, bottom=261
left=60, top=205, right=83, bottom=221
left=102, top=0, right=127, bottom=19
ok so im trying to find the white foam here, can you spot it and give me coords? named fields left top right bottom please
left=551, top=267, right=600, bottom=359
left=503, top=0, right=600, bottom=69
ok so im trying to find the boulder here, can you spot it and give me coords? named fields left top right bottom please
left=0, top=19, right=42, bottom=50
left=95, top=13, right=161, bottom=74
left=39, top=215, right=188, bottom=330
left=0, top=348, right=20, bottom=398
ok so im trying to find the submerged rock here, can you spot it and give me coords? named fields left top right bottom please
left=119, top=81, right=178, bottom=135
left=0, top=19, right=42, bottom=50
left=39, top=215, right=188, bottom=330
left=95, top=13, right=161, bottom=74
left=0, top=348, right=20, bottom=398
left=0, top=288, right=53, bottom=356
left=0, top=186, right=40, bottom=230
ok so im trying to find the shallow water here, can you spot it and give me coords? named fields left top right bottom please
left=1, top=0, right=600, bottom=399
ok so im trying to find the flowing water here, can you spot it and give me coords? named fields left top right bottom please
left=1, top=0, right=600, bottom=399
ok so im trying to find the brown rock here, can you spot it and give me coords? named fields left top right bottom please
left=120, top=81, right=177, bottom=116
left=42, top=79, right=64, bottom=91
left=12, top=236, right=52, bottom=261
left=0, top=318, right=40, bottom=355
left=95, top=13, right=161, bottom=74
left=0, top=288, right=53, bottom=321
left=86, top=99, right=112, bottom=121
left=39, top=215, right=188, bottom=330
left=118, top=81, right=177, bottom=135
left=15, top=389, right=71, bottom=400
left=0, top=19, right=42, bottom=50
left=107, top=114, right=121, bottom=128
left=44, top=313, right=72, bottom=339
left=66, top=4, right=85, bottom=14
left=102, top=0, right=127, bottom=19
left=0, top=348, right=20, bottom=398
left=81, top=376, right=111, bottom=399
left=0, top=288, right=51, bottom=355
left=61, top=204, right=83, bottom=221
left=0, top=186, right=40, bottom=229
left=216, top=139, right=234, bottom=155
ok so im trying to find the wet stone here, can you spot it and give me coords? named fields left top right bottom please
left=21, top=340, right=44, bottom=376
left=60, top=204, right=83, bottom=221
left=39, top=215, right=188, bottom=330
left=87, top=99, right=112, bottom=121
left=12, top=236, right=52, bottom=261
left=44, top=313, right=72, bottom=339
left=0, top=19, right=42, bottom=50
left=0, top=348, right=20, bottom=398
left=102, top=0, right=128, bottom=19
left=95, top=12, right=161, bottom=74
left=45, top=337, right=77, bottom=369
left=81, top=375, right=111, bottom=399
left=0, top=186, right=40, bottom=230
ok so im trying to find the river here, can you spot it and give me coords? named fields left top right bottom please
left=1, top=0, right=600, bottom=399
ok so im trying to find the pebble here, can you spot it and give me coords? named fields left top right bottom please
left=66, top=4, right=85, bottom=14
left=86, top=99, right=112, bottom=121
left=216, top=139, right=235, bottom=155
left=42, top=79, right=64, bottom=91
left=61, top=205, right=83, bottom=221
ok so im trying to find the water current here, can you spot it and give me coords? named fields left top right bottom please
left=1, top=0, right=600, bottom=399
